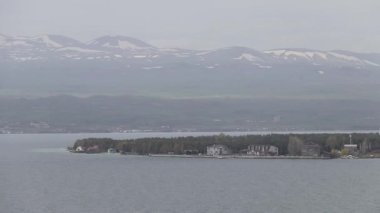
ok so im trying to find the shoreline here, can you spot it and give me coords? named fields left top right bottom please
left=70, top=133, right=380, bottom=159
left=148, top=154, right=331, bottom=160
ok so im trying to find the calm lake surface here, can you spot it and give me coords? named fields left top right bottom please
left=1, top=132, right=380, bottom=213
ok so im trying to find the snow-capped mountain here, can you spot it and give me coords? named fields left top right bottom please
left=192, top=46, right=275, bottom=69
left=88, top=35, right=154, bottom=51
left=1, top=34, right=379, bottom=70
left=1, top=34, right=380, bottom=101
left=0, top=34, right=106, bottom=61
left=265, top=49, right=380, bottom=67
left=0, top=34, right=82, bottom=49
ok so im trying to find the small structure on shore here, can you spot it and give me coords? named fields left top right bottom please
left=207, top=144, right=231, bottom=156
left=86, top=145, right=100, bottom=153
left=343, top=144, right=358, bottom=154
left=108, top=148, right=117, bottom=153
left=247, top=145, right=279, bottom=156
left=75, top=146, right=85, bottom=153
left=301, top=142, right=320, bottom=157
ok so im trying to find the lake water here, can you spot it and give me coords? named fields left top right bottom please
left=1, top=132, right=380, bottom=213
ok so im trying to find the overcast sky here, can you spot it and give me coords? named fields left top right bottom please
left=1, top=0, right=380, bottom=52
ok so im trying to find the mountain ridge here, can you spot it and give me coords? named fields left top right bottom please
left=1, top=34, right=380, bottom=99
left=1, top=34, right=379, bottom=68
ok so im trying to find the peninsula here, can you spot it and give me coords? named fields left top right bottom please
left=69, top=133, right=380, bottom=159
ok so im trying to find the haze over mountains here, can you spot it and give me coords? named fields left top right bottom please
left=1, top=34, right=380, bottom=67
left=1, top=34, right=380, bottom=98
left=1, top=34, right=380, bottom=132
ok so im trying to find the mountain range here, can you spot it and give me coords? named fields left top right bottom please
left=1, top=34, right=380, bottom=99
left=1, top=34, right=380, bottom=132
left=1, top=34, right=380, bottom=68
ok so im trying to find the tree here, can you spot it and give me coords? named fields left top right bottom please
left=326, top=135, right=343, bottom=151
left=341, top=148, right=349, bottom=156
left=288, top=136, right=304, bottom=156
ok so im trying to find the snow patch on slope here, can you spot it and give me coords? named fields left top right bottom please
left=36, top=35, right=63, bottom=48
left=265, top=50, right=328, bottom=60
left=133, top=55, right=147, bottom=58
left=102, top=40, right=145, bottom=50
left=56, top=47, right=103, bottom=53
left=196, top=50, right=217, bottom=56
left=234, top=53, right=260, bottom=62
left=327, top=52, right=361, bottom=62
left=9, top=40, right=32, bottom=47
left=363, top=60, right=380, bottom=67
left=265, top=49, right=380, bottom=67
left=121, top=40, right=145, bottom=49
left=328, top=52, right=379, bottom=66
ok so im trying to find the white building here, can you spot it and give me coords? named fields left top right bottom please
left=247, top=145, right=279, bottom=156
left=75, top=146, right=85, bottom=152
left=206, top=144, right=232, bottom=156
left=344, top=144, right=358, bottom=154
left=108, top=148, right=117, bottom=153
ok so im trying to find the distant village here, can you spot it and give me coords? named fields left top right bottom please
left=72, top=142, right=361, bottom=159
left=200, top=142, right=363, bottom=159
left=70, top=133, right=380, bottom=159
